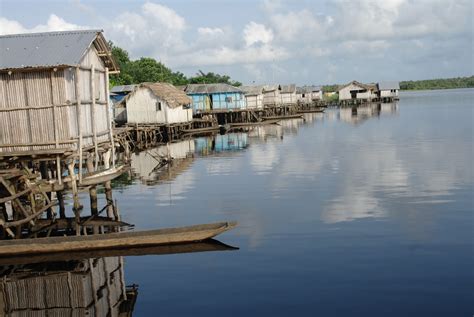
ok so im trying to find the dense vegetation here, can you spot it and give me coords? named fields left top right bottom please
left=400, top=76, right=474, bottom=90
left=109, top=43, right=241, bottom=87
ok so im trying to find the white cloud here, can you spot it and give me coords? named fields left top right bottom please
left=243, top=22, right=274, bottom=46
left=198, top=27, right=224, bottom=36
left=0, top=14, right=87, bottom=35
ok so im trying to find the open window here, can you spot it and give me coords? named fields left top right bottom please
left=156, top=101, right=162, bottom=111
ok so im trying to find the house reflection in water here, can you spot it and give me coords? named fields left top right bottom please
left=0, top=256, right=137, bottom=316
left=194, top=133, right=248, bottom=156
left=130, top=139, right=195, bottom=185
left=336, top=102, right=398, bottom=125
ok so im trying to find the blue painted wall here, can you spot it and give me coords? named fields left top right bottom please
left=188, top=92, right=246, bottom=113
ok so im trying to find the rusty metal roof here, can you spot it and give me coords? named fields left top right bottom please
left=0, top=30, right=118, bottom=71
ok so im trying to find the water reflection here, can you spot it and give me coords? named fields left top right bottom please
left=0, top=256, right=136, bottom=316
left=0, top=240, right=237, bottom=316
left=331, top=103, right=399, bottom=125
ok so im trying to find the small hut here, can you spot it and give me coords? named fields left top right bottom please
left=279, top=84, right=297, bottom=105
left=0, top=29, right=119, bottom=156
left=240, top=85, right=265, bottom=109
left=184, top=84, right=246, bottom=113
left=338, top=81, right=378, bottom=102
left=262, top=85, right=282, bottom=107
left=377, top=82, right=400, bottom=101
left=114, top=82, right=192, bottom=125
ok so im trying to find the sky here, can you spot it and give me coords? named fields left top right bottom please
left=0, top=0, right=472, bottom=85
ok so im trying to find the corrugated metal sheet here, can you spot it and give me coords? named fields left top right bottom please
left=110, top=84, right=137, bottom=93
left=240, top=85, right=265, bottom=96
left=185, top=83, right=242, bottom=94
left=0, top=30, right=101, bottom=70
left=378, top=81, right=400, bottom=90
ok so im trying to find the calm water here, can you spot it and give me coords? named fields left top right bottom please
left=112, top=88, right=473, bottom=316
left=3, top=89, right=471, bottom=316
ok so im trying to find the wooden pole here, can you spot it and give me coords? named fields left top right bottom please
left=105, top=67, right=116, bottom=168
left=103, top=150, right=114, bottom=219
left=87, top=156, right=98, bottom=216
left=91, top=64, right=99, bottom=170
left=67, top=161, right=81, bottom=235
left=74, top=67, right=83, bottom=183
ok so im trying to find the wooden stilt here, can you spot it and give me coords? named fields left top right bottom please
left=67, top=161, right=82, bottom=235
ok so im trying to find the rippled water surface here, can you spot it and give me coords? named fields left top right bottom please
left=116, top=89, right=473, bottom=316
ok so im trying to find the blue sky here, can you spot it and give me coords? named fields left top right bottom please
left=1, top=0, right=472, bottom=85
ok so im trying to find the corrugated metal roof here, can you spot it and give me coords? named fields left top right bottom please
left=184, top=83, right=243, bottom=94
left=378, top=81, right=400, bottom=90
left=110, top=84, right=137, bottom=93
left=0, top=30, right=110, bottom=70
left=299, top=85, right=322, bottom=93
left=338, top=80, right=377, bottom=92
left=240, top=85, right=265, bottom=96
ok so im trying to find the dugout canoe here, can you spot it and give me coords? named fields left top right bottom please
left=0, top=221, right=237, bottom=257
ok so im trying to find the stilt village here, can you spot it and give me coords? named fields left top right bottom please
left=0, top=29, right=400, bottom=248
left=0, top=29, right=400, bottom=315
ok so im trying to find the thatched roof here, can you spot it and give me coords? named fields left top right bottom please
left=123, top=82, right=191, bottom=108
left=240, top=85, right=265, bottom=96
left=280, top=84, right=296, bottom=94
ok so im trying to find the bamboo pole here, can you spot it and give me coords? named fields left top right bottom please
left=105, top=67, right=116, bottom=168
left=91, top=64, right=99, bottom=170
left=75, top=67, right=83, bottom=183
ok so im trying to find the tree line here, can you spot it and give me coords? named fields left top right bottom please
left=399, top=76, right=474, bottom=90
left=109, top=43, right=241, bottom=88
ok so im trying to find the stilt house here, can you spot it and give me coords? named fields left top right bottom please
left=279, top=84, right=297, bottom=105
left=114, top=82, right=192, bottom=125
left=240, top=85, right=265, bottom=109
left=183, top=84, right=246, bottom=114
left=262, top=85, right=282, bottom=107
left=338, top=81, right=378, bottom=102
left=0, top=29, right=119, bottom=160
left=377, top=82, right=400, bottom=101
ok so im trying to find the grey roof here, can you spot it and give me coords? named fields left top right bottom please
left=0, top=29, right=118, bottom=71
left=110, top=84, right=137, bottom=93
left=262, top=84, right=281, bottom=92
left=298, top=85, right=322, bottom=93
left=280, top=84, right=296, bottom=94
left=378, top=81, right=400, bottom=90
left=184, top=83, right=243, bottom=94
left=240, top=85, right=265, bottom=96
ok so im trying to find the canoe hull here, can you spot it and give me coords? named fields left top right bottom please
left=0, top=221, right=237, bottom=256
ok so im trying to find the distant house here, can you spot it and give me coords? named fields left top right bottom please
left=115, top=82, right=192, bottom=125
left=0, top=29, right=119, bottom=155
left=338, top=81, right=378, bottom=102
left=279, top=84, right=297, bottom=105
left=296, top=87, right=311, bottom=104
left=183, top=84, right=246, bottom=113
left=377, top=82, right=400, bottom=101
left=110, top=84, right=136, bottom=104
left=240, top=85, right=265, bottom=109
left=262, top=85, right=282, bottom=107
left=297, top=86, right=323, bottom=104
left=307, top=86, right=323, bottom=100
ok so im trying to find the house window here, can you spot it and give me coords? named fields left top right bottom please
left=225, top=96, right=232, bottom=103
left=156, top=101, right=162, bottom=111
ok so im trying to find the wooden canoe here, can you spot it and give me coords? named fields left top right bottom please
left=296, top=109, right=325, bottom=113
left=261, top=114, right=304, bottom=120
left=80, top=165, right=128, bottom=186
left=0, top=221, right=237, bottom=257
left=0, top=239, right=239, bottom=265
